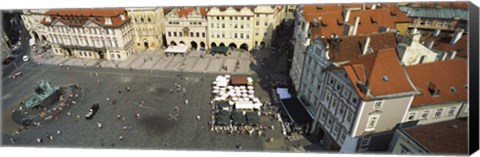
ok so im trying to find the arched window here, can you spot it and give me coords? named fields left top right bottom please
left=147, top=17, right=152, bottom=22
left=140, top=17, right=144, bottom=23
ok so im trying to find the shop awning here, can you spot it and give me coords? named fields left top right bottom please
left=280, top=97, right=312, bottom=125
left=276, top=88, right=291, bottom=100
left=230, top=76, right=248, bottom=86
left=211, top=46, right=228, bottom=54
left=231, top=111, right=246, bottom=126
left=215, top=110, right=231, bottom=126
left=165, top=45, right=189, bottom=54
left=246, top=112, right=260, bottom=125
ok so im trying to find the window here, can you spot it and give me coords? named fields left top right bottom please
left=190, top=32, right=194, bottom=37
left=234, top=24, right=238, bottom=29
left=366, top=115, right=379, bottom=130
left=246, top=17, right=250, bottom=20
left=216, top=23, right=219, bottom=29
left=345, top=111, right=353, bottom=125
left=330, top=97, right=338, bottom=113
left=230, top=17, right=233, bottom=20
left=434, top=108, right=444, bottom=118
left=421, top=111, right=429, bottom=120
left=326, top=115, right=333, bottom=129
left=437, top=21, right=443, bottom=27
left=338, top=105, right=346, bottom=116
left=174, top=32, right=177, bottom=37
left=447, top=107, right=457, bottom=116
left=444, top=21, right=451, bottom=27
left=339, top=130, right=347, bottom=144
left=240, top=24, right=244, bottom=29
left=426, top=20, right=433, bottom=26
left=168, top=32, right=171, bottom=37
left=265, top=22, right=268, bottom=26
left=234, top=33, right=238, bottom=39
left=360, top=137, right=370, bottom=147
left=329, top=76, right=335, bottom=85
left=235, top=17, right=238, bottom=20
left=240, top=33, right=243, bottom=39
left=373, top=100, right=383, bottom=109
left=324, top=90, right=332, bottom=104
left=222, top=33, right=225, bottom=38
left=196, top=32, right=200, bottom=37
left=399, top=144, right=412, bottom=154
left=320, top=109, right=327, bottom=122
left=202, top=32, right=205, bottom=37
left=420, top=20, right=426, bottom=25
left=336, top=83, right=343, bottom=91
left=222, top=23, right=225, bottom=28
left=246, top=34, right=249, bottom=39
left=256, top=21, right=259, bottom=26
left=407, top=112, right=416, bottom=121
left=332, top=123, right=340, bottom=137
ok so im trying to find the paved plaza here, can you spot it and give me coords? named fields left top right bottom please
left=1, top=63, right=291, bottom=151
left=32, top=49, right=255, bottom=75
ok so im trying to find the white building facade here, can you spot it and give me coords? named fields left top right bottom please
left=21, top=9, right=49, bottom=42
left=41, top=9, right=134, bottom=61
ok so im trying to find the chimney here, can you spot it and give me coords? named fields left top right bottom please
left=441, top=52, right=448, bottom=61
left=450, top=29, right=464, bottom=45
left=351, top=16, right=360, bottom=36
left=433, top=29, right=441, bottom=37
left=427, top=41, right=434, bottom=49
left=362, top=37, right=371, bottom=55
left=450, top=51, right=457, bottom=59
left=344, top=10, right=351, bottom=23
left=371, top=4, right=377, bottom=9
left=362, top=3, right=366, bottom=10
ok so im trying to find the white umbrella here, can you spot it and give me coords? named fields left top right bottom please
left=242, top=89, right=248, bottom=93
left=212, top=90, right=219, bottom=93
left=213, top=86, right=220, bottom=90
left=229, top=101, right=235, bottom=106
left=248, top=90, right=254, bottom=94
left=232, top=97, right=238, bottom=101
left=243, top=97, right=250, bottom=101
left=227, top=86, right=233, bottom=89
left=247, top=86, right=254, bottom=90
left=248, top=95, right=254, bottom=99
left=240, top=86, right=246, bottom=90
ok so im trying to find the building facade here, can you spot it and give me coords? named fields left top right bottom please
left=399, top=6, right=468, bottom=35
left=164, top=7, right=208, bottom=50
left=207, top=6, right=255, bottom=51
left=290, top=4, right=410, bottom=93
left=41, top=9, right=134, bottom=61
left=252, top=6, right=285, bottom=48
left=127, top=8, right=165, bottom=50
left=21, top=9, right=49, bottom=42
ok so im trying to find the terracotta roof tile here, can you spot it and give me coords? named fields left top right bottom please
left=406, top=59, right=467, bottom=107
left=327, top=32, right=397, bottom=62
left=403, top=118, right=468, bottom=154
left=424, top=34, right=468, bottom=58
left=343, top=48, right=416, bottom=100
left=41, top=8, right=129, bottom=28
left=304, top=4, right=410, bottom=38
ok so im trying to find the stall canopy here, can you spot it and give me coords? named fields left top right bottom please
left=216, top=101, right=230, bottom=110
left=276, top=88, right=292, bottom=100
left=235, top=101, right=254, bottom=110
left=280, top=97, right=312, bottom=125
left=231, top=111, right=246, bottom=126
left=215, top=110, right=231, bottom=126
left=231, top=76, right=248, bottom=86
left=211, top=46, right=228, bottom=54
left=165, top=44, right=189, bottom=54
left=246, top=112, right=260, bottom=125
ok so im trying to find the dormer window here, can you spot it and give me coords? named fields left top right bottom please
left=46, top=16, right=52, bottom=22
left=450, top=87, right=457, bottom=93
left=120, top=14, right=126, bottom=21
left=382, top=75, right=389, bottom=82
left=428, top=82, right=440, bottom=97
left=105, top=17, right=112, bottom=25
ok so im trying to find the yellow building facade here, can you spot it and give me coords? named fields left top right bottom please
left=127, top=8, right=165, bottom=50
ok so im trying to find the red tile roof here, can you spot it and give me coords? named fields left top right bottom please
left=342, top=48, right=416, bottom=100
left=403, top=118, right=468, bottom=154
left=424, top=34, right=468, bottom=58
left=304, top=4, right=410, bottom=38
left=327, top=32, right=397, bottom=62
left=174, top=7, right=208, bottom=18
left=406, top=59, right=467, bottom=107
left=41, top=8, right=129, bottom=28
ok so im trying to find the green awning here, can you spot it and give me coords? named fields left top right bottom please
left=246, top=112, right=260, bottom=125
left=231, top=111, right=246, bottom=126
left=216, top=101, right=230, bottom=109
left=215, top=110, right=230, bottom=126
left=211, top=46, right=228, bottom=53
